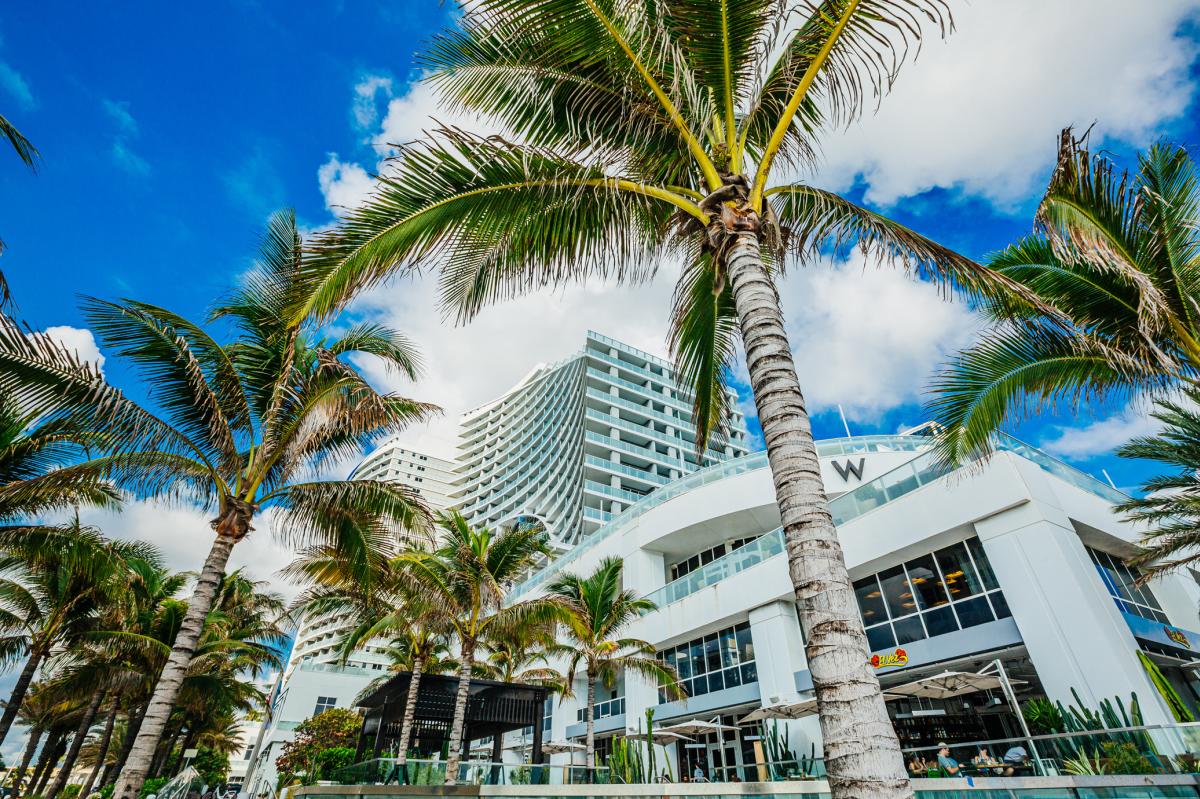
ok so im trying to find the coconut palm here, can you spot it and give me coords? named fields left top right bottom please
left=396, top=511, right=561, bottom=784
left=929, top=131, right=1200, bottom=464
left=476, top=625, right=564, bottom=690
left=544, top=557, right=680, bottom=769
left=0, top=209, right=438, bottom=799
left=0, top=520, right=155, bottom=750
left=302, top=3, right=1031, bottom=793
left=1108, top=389, right=1200, bottom=576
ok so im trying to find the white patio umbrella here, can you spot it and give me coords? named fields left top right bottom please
left=656, top=718, right=741, bottom=737
left=541, top=740, right=587, bottom=755
left=741, top=693, right=903, bottom=723
left=884, top=670, right=1018, bottom=699
left=649, top=730, right=696, bottom=745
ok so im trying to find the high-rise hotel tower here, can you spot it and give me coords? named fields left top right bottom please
left=452, top=331, right=752, bottom=550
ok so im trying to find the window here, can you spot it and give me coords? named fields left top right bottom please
left=313, top=696, right=337, bottom=716
left=852, top=536, right=1010, bottom=651
left=1088, top=546, right=1168, bottom=623
left=668, top=537, right=763, bottom=581
left=657, top=622, right=756, bottom=701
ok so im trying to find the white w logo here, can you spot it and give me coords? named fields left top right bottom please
left=832, top=458, right=866, bottom=482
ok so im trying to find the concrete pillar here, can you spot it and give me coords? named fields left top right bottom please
left=610, top=386, right=619, bottom=397
left=749, top=601, right=821, bottom=756
left=609, top=348, right=619, bottom=357
left=610, top=475, right=622, bottom=489
left=611, top=501, right=623, bottom=514
left=610, top=451, right=621, bottom=464
left=622, top=548, right=666, bottom=595
left=975, top=492, right=1171, bottom=722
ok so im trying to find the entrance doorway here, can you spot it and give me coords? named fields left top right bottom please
left=674, top=712, right=757, bottom=782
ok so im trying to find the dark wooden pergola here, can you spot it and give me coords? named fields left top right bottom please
left=353, top=672, right=547, bottom=766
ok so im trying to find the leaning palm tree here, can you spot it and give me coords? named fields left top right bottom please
left=929, top=130, right=1200, bottom=464
left=397, top=512, right=561, bottom=784
left=544, top=557, right=681, bottom=769
left=302, top=4, right=1031, bottom=794
left=1111, top=390, right=1200, bottom=577
left=0, top=209, right=437, bottom=799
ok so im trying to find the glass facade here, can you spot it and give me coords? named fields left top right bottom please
left=853, top=537, right=1011, bottom=652
left=657, top=622, right=756, bottom=701
left=1088, top=546, right=1168, bottom=623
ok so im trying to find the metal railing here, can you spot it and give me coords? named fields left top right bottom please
left=584, top=454, right=669, bottom=486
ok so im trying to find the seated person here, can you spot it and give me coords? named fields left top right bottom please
left=1002, top=745, right=1029, bottom=776
left=935, top=743, right=961, bottom=776
left=973, top=746, right=1003, bottom=775
left=906, top=754, right=928, bottom=775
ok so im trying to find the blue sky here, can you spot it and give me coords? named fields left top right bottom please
left=0, top=2, right=1199, bottom=568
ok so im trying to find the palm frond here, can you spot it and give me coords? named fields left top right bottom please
left=0, top=113, right=39, bottom=171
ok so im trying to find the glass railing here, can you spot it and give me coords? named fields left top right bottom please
left=587, top=330, right=675, bottom=372
left=577, top=696, right=625, bottom=722
left=583, top=507, right=612, bottom=523
left=585, top=386, right=689, bottom=429
left=584, top=430, right=688, bottom=469
left=329, top=757, right=612, bottom=786
left=583, top=479, right=647, bottom=504
left=645, top=529, right=785, bottom=607
left=585, top=367, right=694, bottom=415
left=584, top=454, right=669, bottom=486
left=996, top=432, right=1130, bottom=503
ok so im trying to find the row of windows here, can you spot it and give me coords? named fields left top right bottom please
left=1088, top=546, right=1168, bottom=624
left=853, top=537, right=1012, bottom=652
left=668, top=536, right=761, bottom=581
left=657, top=622, right=756, bottom=701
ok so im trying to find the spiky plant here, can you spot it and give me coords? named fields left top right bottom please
left=930, top=130, right=1200, bottom=464
left=0, top=209, right=437, bottom=799
left=544, top=557, right=680, bottom=770
left=301, top=3, right=1032, bottom=794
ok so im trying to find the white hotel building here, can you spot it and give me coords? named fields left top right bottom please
left=512, top=429, right=1200, bottom=778
left=453, top=331, right=752, bottom=551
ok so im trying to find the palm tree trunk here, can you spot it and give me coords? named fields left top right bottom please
left=171, top=729, right=198, bottom=777
left=80, top=703, right=118, bottom=798
left=396, top=655, right=424, bottom=773
left=32, top=730, right=66, bottom=796
left=725, top=231, right=911, bottom=799
left=443, top=639, right=475, bottom=786
left=113, top=531, right=238, bottom=799
left=104, top=704, right=146, bottom=788
left=585, top=673, right=596, bottom=772
left=12, top=726, right=43, bottom=799
left=154, top=723, right=185, bottom=778
left=45, top=688, right=105, bottom=799
left=0, top=647, right=44, bottom=748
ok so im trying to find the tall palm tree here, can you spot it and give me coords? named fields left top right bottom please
left=0, top=520, right=153, bottom=750
left=0, top=210, right=438, bottom=799
left=544, top=557, right=680, bottom=769
left=397, top=512, right=561, bottom=784
left=475, top=625, right=564, bottom=690
left=301, top=4, right=1031, bottom=794
left=1110, top=389, right=1200, bottom=577
left=929, top=130, right=1200, bottom=464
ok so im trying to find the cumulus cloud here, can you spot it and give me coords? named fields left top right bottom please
left=814, top=0, right=1200, bottom=207
left=0, top=62, right=34, bottom=110
left=1040, top=403, right=1162, bottom=460
left=102, top=99, right=150, bottom=175
left=42, top=325, right=105, bottom=373
left=317, top=154, right=375, bottom=215
left=352, top=73, right=394, bottom=130
left=777, top=255, right=980, bottom=419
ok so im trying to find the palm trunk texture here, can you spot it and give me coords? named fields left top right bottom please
left=726, top=231, right=912, bottom=799
left=45, top=688, right=105, bottom=799
left=113, top=532, right=238, bottom=799
left=12, top=726, right=43, bottom=799
left=397, top=655, right=423, bottom=770
left=80, top=703, right=118, bottom=798
left=0, top=648, right=42, bottom=748
left=105, top=704, right=146, bottom=788
left=585, top=674, right=596, bottom=771
left=444, top=640, right=475, bottom=785
left=32, top=730, right=66, bottom=797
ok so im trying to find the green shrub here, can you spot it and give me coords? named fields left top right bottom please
left=60, top=786, right=82, bottom=799
left=1101, top=741, right=1156, bottom=775
left=316, top=747, right=356, bottom=780
left=138, top=777, right=169, bottom=798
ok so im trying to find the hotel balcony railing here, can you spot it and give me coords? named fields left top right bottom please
left=585, top=386, right=688, bottom=429
left=583, top=479, right=647, bottom=504
left=586, top=330, right=674, bottom=371
left=584, top=454, right=669, bottom=486
left=583, top=430, right=686, bottom=471
left=583, top=507, right=613, bottom=524
left=585, top=366, right=694, bottom=415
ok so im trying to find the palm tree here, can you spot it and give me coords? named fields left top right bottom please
left=0, top=520, right=153, bottom=750
left=544, top=557, right=680, bottom=769
left=476, top=625, right=564, bottom=690
left=1108, top=390, right=1200, bottom=576
left=301, top=3, right=1031, bottom=793
left=0, top=209, right=438, bottom=799
left=397, top=512, right=561, bottom=784
left=929, top=130, right=1200, bottom=464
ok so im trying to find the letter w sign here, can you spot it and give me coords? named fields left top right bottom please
left=832, top=458, right=866, bottom=482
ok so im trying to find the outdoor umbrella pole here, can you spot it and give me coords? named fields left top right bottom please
left=989, top=659, right=1043, bottom=774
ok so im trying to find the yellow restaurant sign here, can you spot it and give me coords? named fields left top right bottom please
left=871, top=647, right=909, bottom=669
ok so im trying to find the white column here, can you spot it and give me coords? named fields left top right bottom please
left=749, top=601, right=821, bottom=756
left=975, top=495, right=1171, bottom=722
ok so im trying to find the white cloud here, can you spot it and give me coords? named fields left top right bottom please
left=102, top=99, right=150, bottom=176
left=317, top=154, right=375, bottom=216
left=777, top=254, right=980, bottom=419
left=814, top=0, right=1200, bottom=207
left=102, top=99, right=139, bottom=135
left=0, top=62, right=34, bottom=110
left=42, top=325, right=105, bottom=373
left=352, top=73, right=394, bottom=130
left=1040, top=403, right=1161, bottom=460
